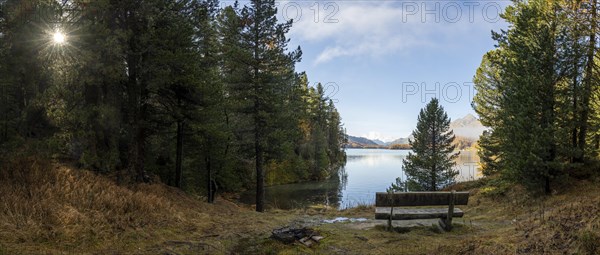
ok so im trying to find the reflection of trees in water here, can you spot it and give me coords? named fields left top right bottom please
left=336, top=166, right=348, bottom=193
left=347, top=154, right=405, bottom=162
left=346, top=155, right=364, bottom=162
left=249, top=167, right=346, bottom=210
left=322, top=166, right=346, bottom=208
left=456, top=152, right=481, bottom=181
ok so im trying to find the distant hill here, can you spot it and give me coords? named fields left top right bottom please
left=345, top=135, right=409, bottom=149
left=386, top=137, right=410, bottom=146
left=372, top=139, right=387, bottom=146
left=449, top=114, right=486, bottom=139
left=346, top=135, right=381, bottom=148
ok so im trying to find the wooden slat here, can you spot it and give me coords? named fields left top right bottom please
left=375, top=192, right=469, bottom=207
left=374, top=207, right=464, bottom=220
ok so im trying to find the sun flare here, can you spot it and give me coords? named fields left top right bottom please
left=52, top=32, right=66, bottom=44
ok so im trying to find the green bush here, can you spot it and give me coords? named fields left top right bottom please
left=480, top=178, right=511, bottom=197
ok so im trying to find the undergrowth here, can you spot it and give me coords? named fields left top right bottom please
left=0, top=154, right=217, bottom=252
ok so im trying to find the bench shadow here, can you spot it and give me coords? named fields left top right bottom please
left=374, top=222, right=468, bottom=235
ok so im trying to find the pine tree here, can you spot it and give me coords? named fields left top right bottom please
left=403, top=98, right=459, bottom=191
left=191, top=0, right=230, bottom=203
left=472, top=51, right=504, bottom=176
left=487, top=0, right=560, bottom=194
left=219, top=0, right=301, bottom=212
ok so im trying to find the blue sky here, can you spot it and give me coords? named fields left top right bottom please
left=276, top=1, right=511, bottom=142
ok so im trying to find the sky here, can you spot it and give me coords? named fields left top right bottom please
left=272, top=0, right=511, bottom=142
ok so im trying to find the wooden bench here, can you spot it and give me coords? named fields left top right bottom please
left=374, top=191, right=469, bottom=231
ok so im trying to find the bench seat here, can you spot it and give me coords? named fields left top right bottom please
left=375, top=191, right=470, bottom=231
left=375, top=207, right=464, bottom=220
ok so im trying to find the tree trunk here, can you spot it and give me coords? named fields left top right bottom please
left=255, top=95, right=265, bottom=211
left=134, top=122, right=146, bottom=183
left=253, top=20, right=265, bottom=213
left=2, top=86, right=7, bottom=142
left=543, top=13, right=558, bottom=195
left=578, top=0, right=597, bottom=162
left=572, top=49, right=580, bottom=163
left=431, top=118, right=437, bottom=191
left=253, top=73, right=265, bottom=212
left=255, top=127, right=265, bottom=212
left=175, top=120, right=184, bottom=188
left=206, top=154, right=215, bottom=203
left=125, top=9, right=147, bottom=183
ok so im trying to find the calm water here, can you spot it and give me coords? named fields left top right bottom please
left=241, top=149, right=481, bottom=209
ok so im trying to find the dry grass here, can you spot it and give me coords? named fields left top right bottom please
left=1, top=157, right=181, bottom=251
left=235, top=178, right=600, bottom=255
left=1, top=156, right=600, bottom=254
left=0, top=156, right=290, bottom=254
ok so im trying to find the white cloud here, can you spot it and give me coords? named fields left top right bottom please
left=286, top=1, right=507, bottom=65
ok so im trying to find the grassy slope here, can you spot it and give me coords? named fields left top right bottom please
left=1, top=159, right=599, bottom=254
left=234, top=181, right=600, bottom=255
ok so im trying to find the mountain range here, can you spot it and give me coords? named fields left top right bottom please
left=448, top=113, right=487, bottom=139
left=346, top=136, right=380, bottom=147
left=346, top=114, right=485, bottom=148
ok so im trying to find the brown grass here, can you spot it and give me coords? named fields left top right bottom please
left=236, top=177, right=600, bottom=255
left=1, top=156, right=600, bottom=254
left=0, top=156, right=254, bottom=254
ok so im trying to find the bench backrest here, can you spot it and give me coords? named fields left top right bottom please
left=375, top=192, right=469, bottom=207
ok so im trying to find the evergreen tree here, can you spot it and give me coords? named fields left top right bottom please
left=475, top=0, right=563, bottom=194
left=403, top=98, right=459, bottom=191
left=218, top=0, right=301, bottom=212
left=472, top=51, right=504, bottom=176
left=191, top=0, right=231, bottom=203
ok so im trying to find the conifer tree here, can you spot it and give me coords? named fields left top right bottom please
left=472, top=51, right=504, bottom=176
left=219, top=0, right=301, bottom=212
left=403, top=98, right=459, bottom=191
left=476, top=0, right=561, bottom=194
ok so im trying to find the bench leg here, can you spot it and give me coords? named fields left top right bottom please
left=439, top=190, right=456, bottom=231
left=438, top=218, right=453, bottom=231
left=387, top=206, right=394, bottom=231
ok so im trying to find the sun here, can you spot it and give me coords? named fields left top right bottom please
left=52, top=32, right=66, bottom=44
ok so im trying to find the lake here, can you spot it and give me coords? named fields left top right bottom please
left=240, top=148, right=481, bottom=210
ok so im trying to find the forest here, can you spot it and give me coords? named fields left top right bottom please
left=474, top=0, right=600, bottom=194
left=0, top=0, right=347, bottom=212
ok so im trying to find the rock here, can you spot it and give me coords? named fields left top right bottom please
left=271, top=227, right=300, bottom=244
left=271, top=227, right=322, bottom=247
left=299, top=237, right=315, bottom=247
left=311, top=236, right=325, bottom=242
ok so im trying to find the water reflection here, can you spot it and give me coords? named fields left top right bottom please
left=240, top=149, right=481, bottom=210
left=239, top=173, right=345, bottom=209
